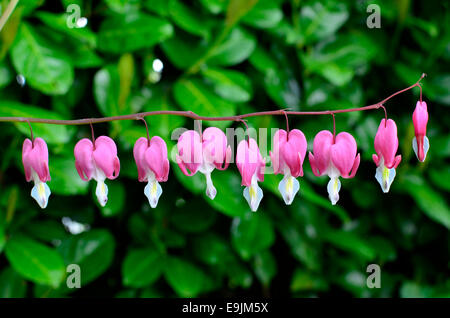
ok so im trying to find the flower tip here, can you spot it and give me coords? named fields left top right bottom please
left=144, top=180, right=162, bottom=208
left=278, top=175, right=299, bottom=205
left=31, top=182, right=51, bottom=209
left=243, top=184, right=263, bottom=212
left=95, top=180, right=108, bottom=207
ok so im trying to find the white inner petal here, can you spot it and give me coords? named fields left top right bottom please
left=144, top=173, right=162, bottom=208
left=422, top=136, right=430, bottom=162
left=243, top=174, right=263, bottom=212
left=375, top=158, right=396, bottom=193
left=204, top=172, right=217, bottom=200
left=327, top=177, right=341, bottom=205
left=412, top=136, right=429, bottom=162
left=30, top=173, right=51, bottom=209
left=278, top=170, right=299, bottom=205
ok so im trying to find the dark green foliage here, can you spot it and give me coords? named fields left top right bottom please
left=0, top=0, right=449, bottom=298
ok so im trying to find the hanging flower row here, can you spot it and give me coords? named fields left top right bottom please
left=21, top=99, right=429, bottom=212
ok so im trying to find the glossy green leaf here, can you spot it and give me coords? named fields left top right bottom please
left=0, top=267, right=27, bottom=298
left=10, top=23, right=74, bottom=95
left=168, top=0, right=211, bottom=38
left=57, top=229, right=115, bottom=285
left=122, top=249, right=164, bottom=288
left=98, top=13, right=173, bottom=53
left=98, top=181, right=126, bottom=217
left=242, top=0, right=283, bottom=29
left=5, top=234, right=65, bottom=288
left=253, top=250, right=277, bottom=286
left=231, top=212, right=275, bottom=260
left=202, top=67, right=253, bottom=102
left=164, top=257, right=209, bottom=297
left=49, top=157, right=89, bottom=196
left=208, top=27, right=256, bottom=66
left=173, top=78, right=236, bottom=128
left=402, top=175, right=450, bottom=229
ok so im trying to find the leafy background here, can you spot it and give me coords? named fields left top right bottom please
left=0, top=0, right=449, bottom=298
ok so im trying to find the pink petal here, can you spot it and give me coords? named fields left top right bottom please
left=74, top=138, right=94, bottom=181
left=93, top=136, right=120, bottom=180
left=22, top=138, right=50, bottom=182
left=310, top=130, right=334, bottom=176
left=270, top=129, right=287, bottom=175
left=133, top=137, right=149, bottom=182
left=374, top=119, right=400, bottom=169
left=331, top=132, right=357, bottom=177
left=145, top=136, right=169, bottom=182
left=177, top=130, right=202, bottom=175
left=412, top=101, right=429, bottom=162
left=282, top=129, right=307, bottom=178
left=237, top=138, right=264, bottom=186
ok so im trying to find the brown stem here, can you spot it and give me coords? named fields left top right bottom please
left=90, top=121, right=95, bottom=147
left=139, top=117, right=151, bottom=146
left=0, top=75, right=425, bottom=125
left=27, top=121, right=34, bottom=146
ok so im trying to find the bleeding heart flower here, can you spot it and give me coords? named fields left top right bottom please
left=74, top=136, right=120, bottom=207
left=269, top=129, right=307, bottom=205
left=309, top=131, right=360, bottom=205
left=236, top=138, right=265, bottom=212
left=133, top=136, right=169, bottom=208
left=22, top=138, right=51, bottom=209
left=412, top=100, right=429, bottom=162
left=372, top=119, right=402, bottom=193
left=176, top=127, right=231, bottom=200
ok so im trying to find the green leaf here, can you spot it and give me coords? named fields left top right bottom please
left=193, top=233, right=232, bottom=266
left=0, top=102, right=72, bottom=144
left=122, top=249, right=164, bottom=288
left=200, top=0, right=227, bottom=14
left=98, top=181, right=126, bottom=217
left=171, top=200, right=217, bottom=233
left=202, top=67, right=253, bottom=102
left=0, top=61, right=13, bottom=88
left=98, top=13, right=173, bottom=53
left=225, top=0, right=258, bottom=28
left=242, top=0, right=283, bottom=29
left=161, top=35, right=208, bottom=69
left=173, top=78, right=236, bottom=128
left=5, top=234, right=65, bottom=288
left=35, top=11, right=96, bottom=47
left=300, top=33, right=378, bottom=86
left=322, top=229, right=376, bottom=260
left=402, top=175, right=450, bottom=229
left=206, top=170, right=249, bottom=217
left=0, top=267, right=27, bottom=298
left=57, top=229, right=115, bottom=285
left=290, top=269, right=328, bottom=292
left=93, top=65, right=120, bottom=117
left=298, top=1, right=349, bottom=45
left=10, top=23, right=74, bottom=95
left=208, top=27, right=256, bottom=66
left=231, top=212, right=275, bottom=260
left=49, top=157, right=89, bottom=196
left=168, top=0, right=211, bottom=38
left=24, top=220, right=69, bottom=243
left=400, top=281, right=434, bottom=298
left=429, top=166, right=450, bottom=192
left=164, top=257, right=209, bottom=297
left=253, top=250, right=277, bottom=286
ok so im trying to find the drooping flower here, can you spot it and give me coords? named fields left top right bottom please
left=269, top=129, right=307, bottom=205
left=176, top=127, right=231, bottom=200
left=309, top=131, right=360, bottom=205
left=133, top=136, right=169, bottom=208
left=236, top=138, right=265, bottom=212
left=412, top=100, right=429, bottom=162
left=74, top=136, right=120, bottom=207
left=372, top=119, right=402, bottom=193
left=22, top=138, right=51, bottom=209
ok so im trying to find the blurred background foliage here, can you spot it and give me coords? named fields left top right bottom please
left=0, top=0, right=449, bottom=298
